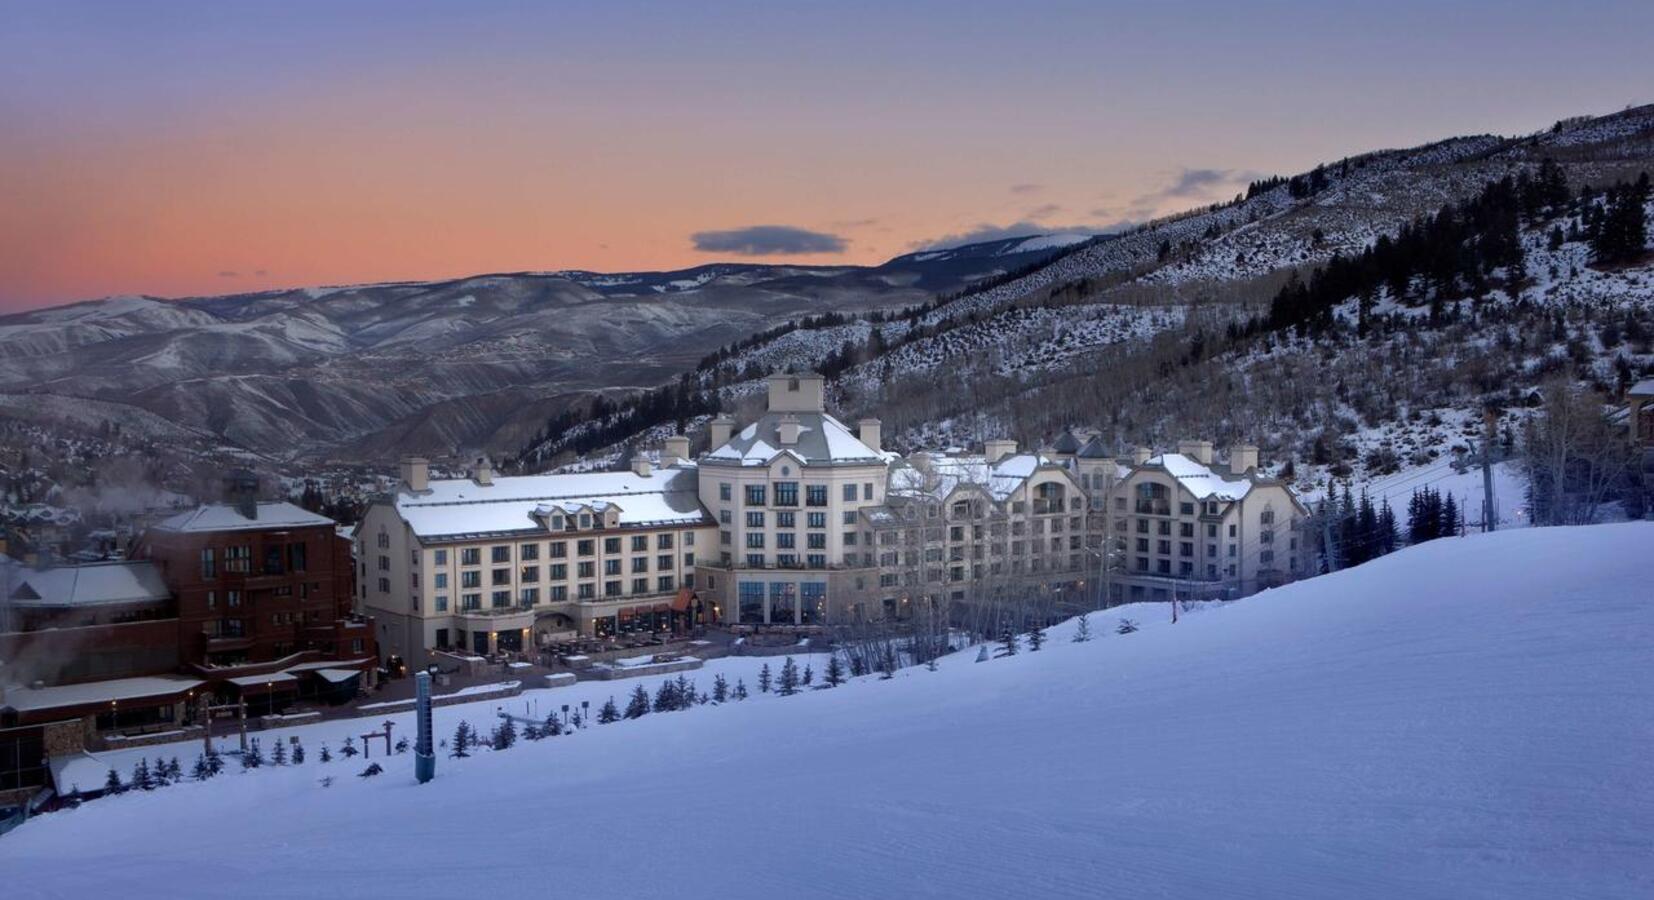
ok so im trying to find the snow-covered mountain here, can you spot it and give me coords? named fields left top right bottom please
left=524, top=105, right=1654, bottom=509
left=4, top=522, right=1649, bottom=898
left=0, top=238, right=1083, bottom=466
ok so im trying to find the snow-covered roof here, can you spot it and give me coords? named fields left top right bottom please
left=151, top=501, right=334, bottom=534
left=1631, top=378, right=1654, bottom=397
left=394, top=466, right=710, bottom=540
left=226, top=672, right=298, bottom=688
left=1050, top=430, right=1083, bottom=454
left=1076, top=435, right=1114, bottom=459
left=1141, top=453, right=1255, bottom=502
left=3, top=559, right=170, bottom=608
left=703, top=412, right=883, bottom=467
left=888, top=452, right=1054, bottom=503
left=1, top=675, right=203, bottom=714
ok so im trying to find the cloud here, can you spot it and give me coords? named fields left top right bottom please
left=916, top=221, right=1096, bottom=250
left=1009, top=183, right=1044, bottom=195
left=254, top=269, right=268, bottom=277
left=217, top=270, right=239, bottom=278
left=831, top=217, right=880, bottom=229
left=1135, top=167, right=1265, bottom=205
left=691, top=225, right=848, bottom=256
left=1025, top=203, right=1065, bottom=220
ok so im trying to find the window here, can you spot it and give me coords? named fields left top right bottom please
left=806, top=484, right=828, bottom=507
left=1179, top=502, right=1195, bottom=516
left=746, top=511, right=766, bottom=528
left=492, top=590, right=511, bottom=608
left=720, top=509, right=732, bottom=524
left=604, top=581, right=622, bottom=597
left=550, top=585, right=568, bottom=602
left=774, top=481, right=799, bottom=506
left=807, top=533, right=826, bottom=550
left=227, top=590, right=241, bottom=607
left=684, top=531, right=694, bottom=546
left=777, top=532, right=796, bottom=549
left=746, top=532, right=766, bottom=549
left=604, top=537, right=621, bottom=554
left=435, top=595, right=449, bottom=612
left=434, top=572, right=448, bottom=589
left=461, top=548, right=481, bottom=566
left=843, top=483, right=858, bottom=501
left=807, top=512, right=826, bottom=529
left=1180, top=542, right=1193, bottom=557
left=746, top=484, right=767, bottom=506
left=521, top=543, right=539, bottom=560
left=719, top=482, right=732, bottom=502
left=632, top=577, right=649, bottom=594
left=492, top=546, right=510, bottom=563
left=520, top=587, right=540, bottom=606
left=739, top=581, right=765, bottom=624
left=604, top=559, right=622, bottom=576
left=657, top=533, right=673, bottom=550
left=684, top=552, right=695, bottom=566
left=864, top=482, right=874, bottom=500
left=578, top=583, right=595, bottom=600
left=632, top=535, right=649, bottom=552
left=461, top=571, right=481, bottom=589
left=746, top=553, right=766, bottom=567
left=806, top=554, right=826, bottom=569
left=657, top=554, right=672, bottom=570
left=378, top=555, right=390, bottom=572
left=632, top=556, right=649, bottom=573
left=843, top=511, right=857, bottom=525
left=720, top=530, right=732, bottom=545
left=657, top=575, right=675, bottom=592
left=578, top=539, right=595, bottom=556
left=462, top=593, right=481, bottom=610
left=1180, top=522, right=1194, bottom=538
left=200, top=548, right=216, bottom=579
left=550, top=541, right=568, bottom=558
left=776, top=511, right=795, bottom=529
left=226, top=545, right=251, bottom=574
left=435, top=549, right=448, bottom=565
left=550, top=563, right=567, bottom=580
left=520, top=566, right=540, bottom=582
left=578, top=561, right=595, bottom=578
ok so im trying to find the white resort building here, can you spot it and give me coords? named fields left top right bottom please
left=358, top=372, right=1310, bottom=667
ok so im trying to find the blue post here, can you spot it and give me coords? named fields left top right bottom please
left=414, top=671, right=435, bottom=784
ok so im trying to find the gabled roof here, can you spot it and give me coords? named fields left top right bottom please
left=1140, top=452, right=1256, bottom=502
left=703, top=412, right=883, bottom=467
left=3, top=559, right=170, bottom=608
left=1631, top=378, right=1654, bottom=398
left=151, top=501, right=334, bottom=534
left=889, top=452, right=1060, bottom=503
left=1050, top=430, right=1083, bottom=454
left=1076, top=435, right=1113, bottom=459
left=393, top=466, right=710, bottom=540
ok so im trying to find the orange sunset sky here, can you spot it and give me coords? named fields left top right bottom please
left=3, top=1, right=1650, bottom=311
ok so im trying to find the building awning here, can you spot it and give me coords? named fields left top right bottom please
left=313, top=668, right=361, bottom=685
left=226, top=672, right=299, bottom=690
left=671, top=588, right=694, bottom=612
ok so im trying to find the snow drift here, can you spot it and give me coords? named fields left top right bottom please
left=4, top=523, right=1651, bottom=899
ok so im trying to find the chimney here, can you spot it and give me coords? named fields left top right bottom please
left=1176, top=439, right=1213, bottom=465
left=857, top=418, right=882, bottom=453
left=662, top=435, right=690, bottom=467
left=473, top=457, right=494, bottom=487
left=1131, top=446, right=1152, bottom=466
left=1229, top=443, right=1259, bottom=475
left=984, top=438, right=1017, bottom=463
left=709, top=414, right=736, bottom=449
left=223, top=470, right=260, bottom=521
left=400, top=456, right=429, bottom=493
left=766, top=372, right=825, bottom=413
left=777, top=414, right=801, bottom=445
left=631, top=454, right=652, bottom=478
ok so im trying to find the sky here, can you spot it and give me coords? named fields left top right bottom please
left=1, top=1, right=1650, bottom=312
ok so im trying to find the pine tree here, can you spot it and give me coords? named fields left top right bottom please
left=1073, top=614, right=1092, bottom=643
left=394, top=736, right=409, bottom=754
left=339, top=736, right=359, bottom=759
left=758, top=663, right=772, bottom=693
left=712, top=674, right=729, bottom=703
left=150, top=757, right=169, bottom=785
left=291, top=742, right=305, bottom=765
left=359, top=762, right=384, bottom=778
left=192, top=754, right=211, bottom=781
left=1117, top=618, right=1139, bottom=635
left=104, top=768, right=123, bottom=794
left=492, top=718, right=517, bottom=750
left=133, top=758, right=155, bottom=788
left=524, top=722, right=545, bottom=741
left=598, top=697, right=621, bottom=723
left=450, top=722, right=473, bottom=758
left=1027, top=622, right=1046, bottom=652
left=319, top=744, right=333, bottom=764
left=542, top=712, right=562, bottom=736
left=733, top=679, right=749, bottom=700
left=778, top=657, right=800, bottom=696
left=802, top=664, right=813, bottom=686
left=207, top=747, right=225, bottom=775
left=625, top=684, right=651, bottom=719
left=996, top=629, right=1019, bottom=657
left=653, top=680, right=679, bottom=712
left=824, top=655, right=845, bottom=687
left=271, top=739, right=287, bottom=766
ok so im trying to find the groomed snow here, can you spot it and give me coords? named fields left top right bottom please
left=4, top=524, right=1651, bottom=899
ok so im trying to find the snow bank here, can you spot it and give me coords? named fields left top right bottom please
left=4, top=524, right=1651, bottom=899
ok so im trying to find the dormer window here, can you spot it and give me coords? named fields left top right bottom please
left=579, top=512, right=591, bottom=529
left=550, top=515, right=564, bottom=530
left=788, top=377, right=800, bottom=391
